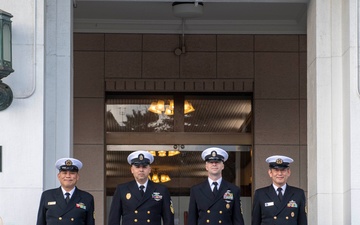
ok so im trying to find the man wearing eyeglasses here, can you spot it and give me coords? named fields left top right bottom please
left=188, top=147, right=245, bottom=225
left=108, top=150, right=174, bottom=225
left=251, top=155, right=307, bottom=225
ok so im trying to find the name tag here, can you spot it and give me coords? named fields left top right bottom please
left=48, top=201, right=56, bottom=205
left=265, top=202, right=274, bottom=207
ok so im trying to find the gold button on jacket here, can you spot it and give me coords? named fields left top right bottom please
left=37, top=187, right=95, bottom=225
left=108, top=180, right=174, bottom=225
left=188, top=180, right=245, bottom=225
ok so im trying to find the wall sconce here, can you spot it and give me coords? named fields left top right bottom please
left=0, top=9, right=14, bottom=111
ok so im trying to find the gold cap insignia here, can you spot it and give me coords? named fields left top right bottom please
left=65, top=160, right=73, bottom=166
left=126, top=193, right=131, bottom=200
left=276, top=158, right=283, bottom=164
left=139, top=154, right=144, bottom=160
left=211, top=151, right=217, bottom=157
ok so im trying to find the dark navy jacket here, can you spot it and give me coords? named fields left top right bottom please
left=108, top=180, right=174, bottom=225
left=252, top=184, right=307, bottom=225
left=36, top=187, right=95, bottom=225
left=188, top=179, right=245, bottom=225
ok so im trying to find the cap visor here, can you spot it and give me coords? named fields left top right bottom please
left=132, top=162, right=150, bottom=166
left=206, top=158, right=223, bottom=162
left=60, top=166, right=79, bottom=171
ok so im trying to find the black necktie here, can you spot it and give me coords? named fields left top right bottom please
left=277, top=187, right=283, bottom=202
left=65, top=192, right=70, bottom=204
left=140, top=185, right=145, bottom=196
left=212, top=182, right=218, bottom=196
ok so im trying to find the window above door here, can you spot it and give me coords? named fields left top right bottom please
left=106, top=94, right=252, bottom=133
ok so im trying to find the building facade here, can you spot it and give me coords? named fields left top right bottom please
left=0, top=0, right=359, bottom=225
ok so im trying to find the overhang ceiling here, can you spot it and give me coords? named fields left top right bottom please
left=73, top=0, right=309, bottom=34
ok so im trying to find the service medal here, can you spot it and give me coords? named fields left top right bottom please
left=152, top=192, right=163, bottom=201
left=223, top=190, right=234, bottom=201
left=76, top=202, right=87, bottom=210
left=287, top=200, right=298, bottom=208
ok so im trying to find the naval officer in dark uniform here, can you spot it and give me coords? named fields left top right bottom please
left=188, top=147, right=245, bottom=225
left=108, top=150, right=174, bottom=225
left=252, top=155, right=307, bottom=225
left=36, top=158, right=95, bottom=225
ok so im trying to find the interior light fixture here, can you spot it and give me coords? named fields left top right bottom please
left=172, top=2, right=204, bottom=19
left=148, top=102, right=162, bottom=114
left=149, top=169, right=171, bottom=183
left=157, top=151, right=167, bottom=157
left=184, top=100, right=195, bottom=114
left=160, top=174, right=171, bottom=183
left=165, top=100, right=175, bottom=115
left=151, top=173, right=160, bottom=183
left=148, top=150, right=181, bottom=157
left=172, top=2, right=204, bottom=55
left=167, top=150, right=181, bottom=157
left=164, top=108, right=174, bottom=116
left=156, top=100, right=165, bottom=111
left=148, top=100, right=195, bottom=115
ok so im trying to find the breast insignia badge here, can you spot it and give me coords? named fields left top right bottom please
left=126, top=193, right=131, bottom=200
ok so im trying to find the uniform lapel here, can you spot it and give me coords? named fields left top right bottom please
left=69, top=187, right=81, bottom=208
left=135, top=180, right=154, bottom=208
left=204, top=180, right=228, bottom=209
left=128, top=180, right=142, bottom=203
left=214, top=180, right=228, bottom=201
left=200, top=180, right=213, bottom=200
left=274, top=184, right=294, bottom=214
left=121, top=181, right=142, bottom=210
left=143, top=181, right=155, bottom=202
left=55, top=187, right=67, bottom=210
left=266, top=185, right=281, bottom=207
left=57, top=187, right=81, bottom=216
left=281, top=185, right=294, bottom=207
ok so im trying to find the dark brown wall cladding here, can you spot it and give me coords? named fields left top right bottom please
left=73, top=33, right=306, bottom=94
left=73, top=33, right=307, bottom=225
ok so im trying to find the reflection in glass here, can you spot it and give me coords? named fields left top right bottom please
left=106, top=98, right=174, bottom=132
left=106, top=95, right=252, bottom=133
left=106, top=147, right=252, bottom=197
left=184, top=97, right=251, bottom=133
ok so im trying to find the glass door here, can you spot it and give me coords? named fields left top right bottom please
left=105, top=93, right=253, bottom=224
